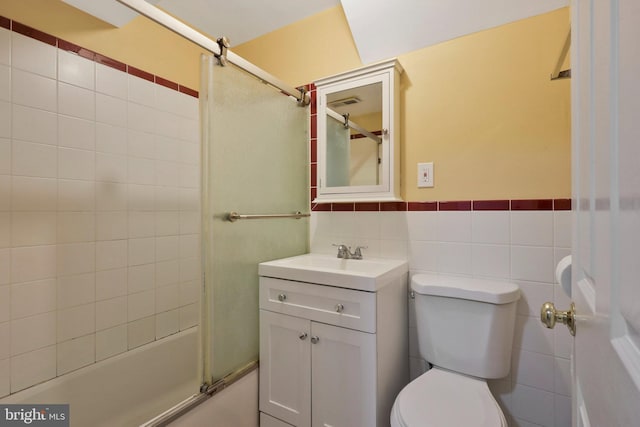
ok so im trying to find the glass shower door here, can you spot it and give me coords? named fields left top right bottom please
left=201, top=56, right=309, bottom=381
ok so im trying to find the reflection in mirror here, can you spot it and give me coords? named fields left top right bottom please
left=325, top=82, right=382, bottom=187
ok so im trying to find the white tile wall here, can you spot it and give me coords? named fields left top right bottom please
left=0, top=26, right=200, bottom=398
left=311, top=207, right=572, bottom=426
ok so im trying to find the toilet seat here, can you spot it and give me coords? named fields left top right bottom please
left=391, top=368, right=507, bottom=427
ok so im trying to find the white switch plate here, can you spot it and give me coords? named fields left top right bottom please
left=417, top=162, right=434, bottom=188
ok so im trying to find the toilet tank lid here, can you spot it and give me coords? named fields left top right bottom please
left=411, top=274, right=520, bottom=304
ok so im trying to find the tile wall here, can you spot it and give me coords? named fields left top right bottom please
left=0, top=19, right=201, bottom=397
left=308, top=83, right=573, bottom=426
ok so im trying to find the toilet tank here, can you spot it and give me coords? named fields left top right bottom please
left=412, top=274, right=520, bottom=379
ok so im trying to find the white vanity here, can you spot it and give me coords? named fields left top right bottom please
left=258, top=254, right=409, bottom=427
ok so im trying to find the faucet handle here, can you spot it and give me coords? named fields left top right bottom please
left=352, top=246, right=367, bottom=259
left=332, top=243, right=350, bottom=258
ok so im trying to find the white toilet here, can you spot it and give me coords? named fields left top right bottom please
left=391, top=274, right=520, bottom=427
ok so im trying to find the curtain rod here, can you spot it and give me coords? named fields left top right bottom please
left=116, top=0, right=309, bottom=105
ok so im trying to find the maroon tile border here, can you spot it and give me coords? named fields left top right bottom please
left=438, top=201, right=472, bottom=211
left=511, top=199, right=553, bottom=210
left=310, top=163, right=317, bottom=187
left=312, top=198, right=571, bottom=212
left=355, top=202, right=380, bottom=211
left=473, top=200, right=510, bottom=211
left=310, top=139, right=317, bottom=163
left=310, top=115, right=317, bottom=139
left=178, top=85, right=199, bottom=98
left=554, top=199, right=571, bottom=210
left=95, top=53, right=127, bottom=72
left=1, top=15, right=198, bottom=98
left=408, top=202, right=437, bottom=211
left=381, top=202, right=407, bottom=211
left=58, top=39, right=95, bottom=61
left=312, top=203, right=331, bottom=212
left=128, top=65, right=154, bottom=83
left=12, top=21, right=56, bottom=46
left=156, top=76, right=179, bottom=91
left=0, top=16, right=11, bottom=30
left=332, top=203, right=355, bottom=211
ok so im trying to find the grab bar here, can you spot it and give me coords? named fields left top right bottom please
left=226, top=211, right=310, bottom=222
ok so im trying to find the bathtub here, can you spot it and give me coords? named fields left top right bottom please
left=1, top=328, right=201, bottom=427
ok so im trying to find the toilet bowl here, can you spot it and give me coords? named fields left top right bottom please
left=390, top=368, right=506, bottom=427
left=391, top=274, right=519, bottom=427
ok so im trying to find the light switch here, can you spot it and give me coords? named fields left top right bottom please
left=417, top=162, right=434, bottom=188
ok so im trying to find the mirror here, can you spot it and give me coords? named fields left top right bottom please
left=325, top=82, right=382, bottom=187
left=315, top=59, right=402, bottom=202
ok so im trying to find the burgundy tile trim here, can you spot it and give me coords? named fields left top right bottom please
left=310, top=187, right=317, bottom=202
left=312, top=203, right=331, bottom=212
left=473, top=200, right=510, bottom=211
left=355, top=202, right=380, bottom=211
left=310, top=139, right=317, bottom=163
left=554, top=199, right=572, bottom=210
left=156, top=76, right=179, bottom=91
left=310, top=90, right=317, bottom=115
left=95, top=53, right=127, bottom=72
left=380, top=202, right=407, bottom=211
left=12, top=21, right=57, bottom=46
left=58, top=39, right=95, bottom=61
left=5, top=17, right=196, bottom=97
left=128, top=66, right=154, bottom=83
left=310, top=115, right=317, bottom=139
left=408, top=201, right=437, bottom=211
left=511, top=199, right=553, bottom=210
left=0, top=16, right=10, bottom=30
left=438, top=201, right=472, bottom=211
left=310, top=163, right=317, bottom=187
left=332, top=203, right=355, bottom=212
left=178, top=85, right=199, bottom=98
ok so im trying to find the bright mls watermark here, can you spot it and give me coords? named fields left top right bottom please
left=0, top=405, right=69, bottom=427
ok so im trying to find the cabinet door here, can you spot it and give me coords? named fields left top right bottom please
left=260, top=310, right=311, bottom=427
left=311, top=322, right=377, bottom=427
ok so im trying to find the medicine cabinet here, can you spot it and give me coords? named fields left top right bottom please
left=315, top=59, right=403, bottom=202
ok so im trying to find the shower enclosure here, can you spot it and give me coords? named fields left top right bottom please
left=0, top=20, right=308, bottom=427
left=200, top=55, right=309, bottom=383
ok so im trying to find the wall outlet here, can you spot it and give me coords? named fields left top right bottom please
left=417, top=162, right=434, bottom=188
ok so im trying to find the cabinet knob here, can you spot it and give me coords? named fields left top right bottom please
left=277, top=293, right=287, bottom=302
left=310, top=336, right=320, bottom=344
left=335, top=303, right=345, bottom=313
left=299, top=332, right=308, bottom=340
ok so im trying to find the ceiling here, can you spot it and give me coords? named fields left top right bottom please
left=63, top=0, right=568, bottom=64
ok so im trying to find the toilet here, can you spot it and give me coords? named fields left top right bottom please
left=391, top=274, right=520, bottom=427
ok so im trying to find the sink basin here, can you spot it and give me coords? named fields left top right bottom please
left=258, top=253, right=408, bottom=292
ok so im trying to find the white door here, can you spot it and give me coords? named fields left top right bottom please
left=310, top=322, right=376, bottom=427
left=571, top=0, right=640, bottom=425
left=259, top=311, right=311, bottom=427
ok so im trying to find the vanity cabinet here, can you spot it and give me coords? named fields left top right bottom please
left=258, top=275, right=408, bottom=427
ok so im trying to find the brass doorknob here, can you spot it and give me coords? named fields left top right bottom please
left=540, top=302, right=576, bottom=336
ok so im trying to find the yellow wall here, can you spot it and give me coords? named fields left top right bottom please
left=237, top=6, right=571, bottom=200
left=0, top=0, right=205, bottom=90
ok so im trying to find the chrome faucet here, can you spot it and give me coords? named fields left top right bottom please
left=332, top=244, right=367, bottom=260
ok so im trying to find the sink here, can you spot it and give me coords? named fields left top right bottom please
left=258, top=253, right=408, bottom=292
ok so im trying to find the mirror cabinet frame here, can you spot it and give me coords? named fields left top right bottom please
left=315, top=59, right=403, bottom=203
